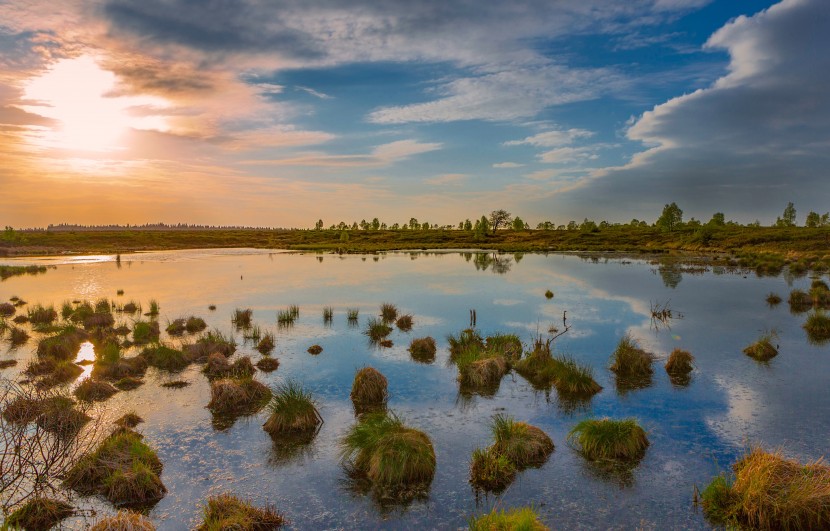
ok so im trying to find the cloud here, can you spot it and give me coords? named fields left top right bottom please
left=560, top=0, right=830, bottom=221
left=243, top=139, right=441, bottom=167
left=505, top=128, right=594, bottom=147
left=492, top=162, right=525, bottom=168
left=296, top=86, right=332, bottom=99
left=425, top=173, right=466, bottom=185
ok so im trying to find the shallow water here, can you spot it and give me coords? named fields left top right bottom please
left=1, top=249, right=828, bottom=529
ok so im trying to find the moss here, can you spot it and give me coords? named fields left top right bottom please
left=6, top=498, right=74, bottom=531
left=262, top=380, right=322, bottom=436
left=196, top=493, right=285, bottom=530
left=74, top=378, right=119, bottom=402
left=408, top=337, right=437, bottom=363
left=567, top=418, right=649, bottom=461
left=90, top=510, right=156, bottom=530
left=701, top=448, right=830, bottom=530
left=469, top=506, right=548, bottom=531
left=65, top=429, right=166, bottom=507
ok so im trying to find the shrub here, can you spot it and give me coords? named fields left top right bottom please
left=6, top=498, right=74, bottom=530
left=567, top=418, right=649, bottom=461
left=196, top=493, right=285, bottom=530
left=262, top=380, right=322, bottom=436
left=469, top=506, right=548, bottom=531
left=408, top=337, right=437, bottom=363
left=701, top=447, right=830, bottom=530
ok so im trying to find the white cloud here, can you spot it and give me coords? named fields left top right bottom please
left=425, top=173, right=466, bottom=185
left=505, top=128, right=594, bottom=147
left=492, top=162, right=525, bottom=168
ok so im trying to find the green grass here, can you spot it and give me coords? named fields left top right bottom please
left=545, top=289, right=554, bottom=299
left=743, top=331, right=779, bottom=361
left=340, top=411, right=435, bottom=492
left=243, top=324, right=262, bottom=340
left=609, top=334, right=654, bottom=378
left=380, top=303, right=398, bottom=323
left=65, top=429, right=166, bottom=507
left=514, top=343, right=601, bottom=398
left=36, top=326, right=88, bottom=360
left=701, top=447, right=830, bottom=530
left=469, top=447, right=516, bottom=492
left=448, top=328, right=484, bottom=359
left=90, top=510, right=155, bottom=530
left=146, top=299, right=160, bottom=317
left=132, top=320, right=160, bottom=345
left=468, top=506, right=548, bottom=531
left=365, top=317, right=392, bottom=341
left=257, top=332, right=276, bottom=354
left=196, top=493, right=285, bottom=530
left=804, top=312, right=830, bottom=343
left=277, top=309, right=296, bottom=326
left=567, top=418, right=649, bottom=461
left=347, top=308, right=359, bottom=322
left=28, top=304, right=58, bottom=325
left=491, top=414, right=554, bottom=469
left=140, top=344, right=189, bottom=371
left=263, top=380, right=322, bottom=436
left=5, top=498, right=74, bottom=530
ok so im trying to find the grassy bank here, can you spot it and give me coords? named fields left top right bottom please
left=3, top=225, right=830, bottom=257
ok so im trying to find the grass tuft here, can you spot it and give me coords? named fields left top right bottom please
left=380, top=303, right=398, bottom=323
left=263, top=380, right=322, bottom=436
left=469, top=506, right=548, bottom=531
left=256, top=332, right=276, bottom=354
left=365, top=317, right=392, bottom=341
left=544, top=289, right=554, bottom=299
left=6, top=498, right=74, bottom=531
left=408, top=337, right=437, bottom=363
left=766, top=292, right=782, bottom=306
left=115, top=412, right=145, bottom=429
left=664, top=348, right=695, bottom=386
left=323, top=307, right=334, bottom=324
left=701, top=447, right=830, bottom=530
left=491, top=414, right=554, bottom=469
left=469, top=446, right=516, bottom=492
left=350, top=367, right=388, bottom=412
left=307, top=344, right=323, bottom=355
left=74, top=378, right=119, bottom=402
left=90, top=510, right=156, bottom=530
left=203, top=353, right=256, bottom=380
left=232, top=308, right=253, bottom=328
left=196, top=493, right=285, bottom=530
left=256, top=356, right=280, bottom=372
left=207, top=377, right=272, bottom=417
left=395, top=314, right=414, bottom=331
left=804, top=311, right=830, bottom=343
left=743, top=331, right=779, bottom=361
left=567, top=417, right=649, bottom=461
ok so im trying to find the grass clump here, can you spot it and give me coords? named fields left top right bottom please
left=256, top=356, right=280, bottom=372
left=185, top=330, right=236, bottom=362
left=9, top=326, right=29, bottom=345
left=114, top=377, right=145, bottom=391
left=408, top=337, right=437, bottom=363
left=609, top=334, right=654, bottom=392
left=65, top=429, right=166, bottom=507
left=145, top=299, right=160, bottom=317
left=395, top=314, right=413, bottom=331
left=0, top=359, right=17, bottom=369
left=514, top=341, right=601, bottom=399
left=766, top=292, right=782, bottom=306
left=323, top=307, right=334, bottom=324
left=0, top=301, right=14, bottom=317
left=350, top=367, right=388, bottom=413
left=115, top=411, right=145, bottom=429
left=545, top=289, right=554, bottom=299
left=74, top=378, right=119, bottom=402
left=132, top=320, right=160, bottom=345
left=365, top=317, right=392, bottom=341
left=140, top=344, right=189, bottom=372
left=37, top=326, right=88, bottom=360
left=243, top=324, right=262, bottom=341
left=121, top=301, right=140, bottom=314
left=469, top=447, right=516, bottom=493
left=6, top=497, right=74, bottom=530
left=90, top=510, right=156, bottom=530
left=256, top=332, right=275, bottom=354
left=161, top=380, right=190, bottom=389
left=743, top=332, right=779, bottom=362
left=789, top=289, right=814, bottom=313
left=701, top=447, right=830, bottom=530
left=186, top=316, right=207, bottom=333
left=485, top=333, right=523, bottom=362
left=203, top=353, right=256, bottom=380
left=340, top=411, right=435, bottom=496
left=491, top=414, right=554, bottom=469
left=380, top=303, right=398, bottom=323
left=448, top=328, right=484, bottom=359
left=232, top=308, right=253, bottom=328
left=276, top=309, right=295, bottom=326
left=469, top=506, right=548, bottom=531
left=567, top=418, right=649, bottom=461
left=196, top=493, right=285, bottom=530
left=3, top=394, right=90, bottom=436
left=804, top=311, right=830, bottom=343
left=92, top=344, right=148, bottom=381
left=347, top=308, right=359, bottom=322
left=28, top=304, right=58, bottom=325
left=207, top=377, right=272, bottom=417
left=665, top=348, right=695, bottom=385
left=307, top=344, right=323, bottom=355
left=165, top=318, right=186, bottom=336
left=263, top=380, right=322, bottom=436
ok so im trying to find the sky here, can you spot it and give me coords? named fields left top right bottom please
left=0, top=0, right=828, bottom=228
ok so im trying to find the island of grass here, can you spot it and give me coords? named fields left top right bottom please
left=5, top=498, right=74, bottom=531
left=65, top=429, right=166, bottom=507
left=701, top=447, right=830, bottom=530
left=408, top=336, right=437, bottom=363
left=743, top=332, right=778, bottom=361
left=340, top=411, right=435, bottom=499
left=567, top=417, right=649, bottom=462
left=609, top=334, right=654, bottom=391
left=262, top=380, right=322, bottom=438
left=514, top=339, right=601, bottom=399
left=350, top=367, right=388, bottom=414
left=196, top=493, right=285, bottom=530
left=469, top=506, right=548, bottom=531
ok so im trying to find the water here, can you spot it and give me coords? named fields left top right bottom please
left=1, top=249, right=828, bottom=529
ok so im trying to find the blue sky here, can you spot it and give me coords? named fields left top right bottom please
left=0, top=0, right=827, bottom=227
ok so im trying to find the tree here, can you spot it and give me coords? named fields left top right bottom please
left=775, top=202, right=797, bottom=227
left=489, top=210, right=512, bottom=234
left=806, top=211, right=821, bottom=228
left=512, top=216, right=525, bottom=231
left=708, top=212, right=725, bottom=227
left=463, top=219, right=472, bottom=231
left=409, top=218, right=419, bottom=230
left=656, top=202, right=683, bottom=232
left=371, top=218, right=380, bottom=230
left=314, top=219, right=324, bottom=230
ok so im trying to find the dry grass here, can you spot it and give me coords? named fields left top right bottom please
left=203, top=353, right=256, bottom=380
left=469, top=506, right=548, bottom=530
left=380, top=303, right=398, bottom=323
left=74, top=378, right=119, bottom=402
left=491, top=415, right=554, bottom=469
left=609, top=334, right=654, bottom=378
left=702, top=447, right=830, bottom=530
left=37, top=327, right=88, bottom=360
left=350, top=367, right=388, bottom=411
left=744, top=332, right=779, bottom=361
left=257, top=332, right=275, bottom=354
left=0, top=302, right=15, bottom=317
left=567, top=418, right=649, bottom=461
left=196, top=493, right=285, bottom=530
left=365, top=317, right=392, bottom=341
left=90, top=510, right=156, bottom=530
left=115, top=412, right=145, bottom=429
left=256, top=356, right=280, bottom=372
left=395, top=314, right=413, bottom=331
left=207, top=377, right=272, bottom=417
left=804, top=312, right=830, bottom=343
left=665, top=348, right=694, bottom=375
left=6, top=497, right=74, bottom=530
left=232, top=308, right=253, bottom=328
left=262, top=380, right=322, bottom=436
left=408, top=337, right=437, bottom=363
left=307, top=344, right=323, bottom=355
left=469, top=447, right=516, bottom=492
left=160, top=380, right=190, bottom=389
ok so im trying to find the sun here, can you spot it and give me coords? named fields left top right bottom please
left=19, top=56, right=167, bottom=152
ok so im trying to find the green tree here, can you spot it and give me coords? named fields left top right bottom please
left=512, top=216, right=525, bottom=231
left=708, top=212, right=725, bottom=227
left=371, top=218, right=380, bottom=230
left=409, top=218, right=419, bottom=230
left=656, top=202, right=683, bottom=232
left=339, top=230, right=349, bottom=242
left=315, top=219, right=324, bottom=230
left=775, top=202, right=797, bottom=227
left=489, top=210, right=512, bottom=233
left=806, top=211, right=821, bottom=228
left=463, top=219, right=472, bottom=231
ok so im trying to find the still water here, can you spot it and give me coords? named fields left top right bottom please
left=1, top=249, right=828, bottom=529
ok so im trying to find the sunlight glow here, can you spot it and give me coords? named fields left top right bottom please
left=19, top=56, right=169, bottom=152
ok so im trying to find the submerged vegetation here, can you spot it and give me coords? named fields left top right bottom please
left=701, top=447, right=830, bottom=530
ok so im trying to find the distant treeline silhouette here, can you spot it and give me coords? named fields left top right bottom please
left=32, top=223, right=283, bottom=232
